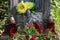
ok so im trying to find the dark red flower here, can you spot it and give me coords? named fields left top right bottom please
left=50, top=28, right=55, bottom=34
left=33, top=21, right=43, bottom=33
left=32, top=34, right=36, bottom=38
left=37, top=28, right=43, bottom=33
left=48, top=22, right=55, bottom=33
left=25, top=34, right=29, bottom=38
left=30, top=37, right=34, bottom=40
left=30, top=34, right=36, bottom=40
left=48, top=22, right=54, bottom=29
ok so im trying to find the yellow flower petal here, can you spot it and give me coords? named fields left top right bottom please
left=25, top=2, right=34, bottom=9
left=16, top=1, right=27, bottom=14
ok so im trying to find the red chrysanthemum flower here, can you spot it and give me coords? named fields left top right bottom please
left=30, top=37, right=34, bottom=40
left=33, top=21, right=43, bottom=33
left=48, top=22, right=54, bottom=29
left=30, top=34, right=36, bottom=40
left=30, top=36, right=34, bottom=40
left=37, top=28, right=43, bottom=33
left=48, top=22, right=55, bottom=33
left=25, top=34, right=29, bottom=38
left=32, top=34, right=36, bottom=38
left=50, top=28, right=55, bottom=34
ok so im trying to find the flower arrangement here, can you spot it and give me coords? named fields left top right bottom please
left=9, top=0, right=56, bottom=40
left=16, top=1, right=34, bottom=14
left=12, top=23, right=55, bottom=40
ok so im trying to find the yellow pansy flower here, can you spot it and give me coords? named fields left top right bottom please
left=25, top=2, right=34, bottom=9
left=16, top=1, right=27, bottom=14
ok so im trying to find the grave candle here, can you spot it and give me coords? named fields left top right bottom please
left=5, top=16, right=17, bottom=36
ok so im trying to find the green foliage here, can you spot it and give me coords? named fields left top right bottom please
left=0, top=0, right=8, bottom=28
left=13, top=33, right=20, bottom=40
left=50, top=0, right=60, bottom=33
left=13, top=29, right=55, bottom=40
left=26, top=27, right=36, bottom=35
left=30, top=6, right=35, bottom=13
